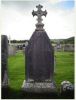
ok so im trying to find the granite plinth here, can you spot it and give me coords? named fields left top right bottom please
left=22, top=80, right=57, bottom=93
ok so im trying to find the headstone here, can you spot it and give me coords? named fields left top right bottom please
left=60, top=81, right=74, bottom=98
left=22, top=4, right=57, bottom=93
left=25, top=41, right=29, bottom=47
left=55, top=41, right=62, bottom=51
left=1, top=35, right=8, bottom=88
left=8, top=44, right=17, bottom=56
left=23, top=41, right=29, bottom=53
left=8, top=36, right=17, bottom=56
left=54, top=56, right=56, bottom=73
left=64, top=44, right=74, bottom=52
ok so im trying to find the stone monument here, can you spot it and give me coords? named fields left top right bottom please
left=8, top=36, right=17, bottom=56
left=8, top=45, right=17, bottom=56
left=1, top=35, right=8, bottom=88
left=22, top=4, right=56, bottom=93
left=60, top=81, right=74, bottom=98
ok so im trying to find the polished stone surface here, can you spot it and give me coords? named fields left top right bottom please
left=25, top=30, right=54, bottom=82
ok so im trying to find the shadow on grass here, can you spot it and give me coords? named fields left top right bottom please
left=2, top=87, right=74, bottom=99
left=2, top=87, right=21, bottom=99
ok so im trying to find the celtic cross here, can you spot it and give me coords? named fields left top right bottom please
left=32, top=4, right=47, bottom=31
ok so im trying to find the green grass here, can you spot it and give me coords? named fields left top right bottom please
left=8, top=51, right=25, bottom=90
left=54, top=52, right=74, bottom=90
left=7, top=51, right=74, bottom=98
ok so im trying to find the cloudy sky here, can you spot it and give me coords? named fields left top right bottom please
left=0, top=0, right=75, bottom=40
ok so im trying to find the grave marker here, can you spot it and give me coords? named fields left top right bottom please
left=22, top=4, right=57, bottom=93
left=1, top=35, right=8, bottom=88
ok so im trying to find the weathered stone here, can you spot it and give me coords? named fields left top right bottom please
left=1, top=35, right=8, bottom=88
left=32, top=4, right=47, bottom=31
left=60, top=81, right=74, bottom=98
left=60, top=81, right=74, bottom=92
left=22, top=80, right=56, bottom=93
left=8, top=44, right=17, bottom=56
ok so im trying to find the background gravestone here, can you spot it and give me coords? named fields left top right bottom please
left=8, top=44, right=17, bottom=56
left=1, top=35, right=8, bottom=88
left=22, top=4, right=57, bottom=93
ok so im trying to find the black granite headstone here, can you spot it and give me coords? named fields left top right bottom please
left=25, top=31, right=54, bottom=81
left=1, top=35, right=8, bottom=88
left=22, top=4, right=56, bottom=93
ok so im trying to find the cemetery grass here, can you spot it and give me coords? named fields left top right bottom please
left=7, top=50, right=74, bottom=98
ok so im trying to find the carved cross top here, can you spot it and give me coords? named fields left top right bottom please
left=32, top=4, right=47, bottom=23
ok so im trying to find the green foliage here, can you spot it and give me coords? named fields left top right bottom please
left=51, top=37, right=75, bottom=45
left=11, top=40, right=28, bottom=43
left=64, top=37, right=74, bottom=44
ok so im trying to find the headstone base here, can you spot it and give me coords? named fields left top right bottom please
left=22, top=80, right=57, bottom=93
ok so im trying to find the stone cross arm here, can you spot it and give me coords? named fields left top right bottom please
left=32, top=10, right=37, bottom=17
left=42, top=10, right=47, bottom=17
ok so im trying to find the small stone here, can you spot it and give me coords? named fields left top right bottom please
left=60, top=80, right=74, bottom=92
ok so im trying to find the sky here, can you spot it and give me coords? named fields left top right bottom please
left=0, top=0, right=75, bottom=40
